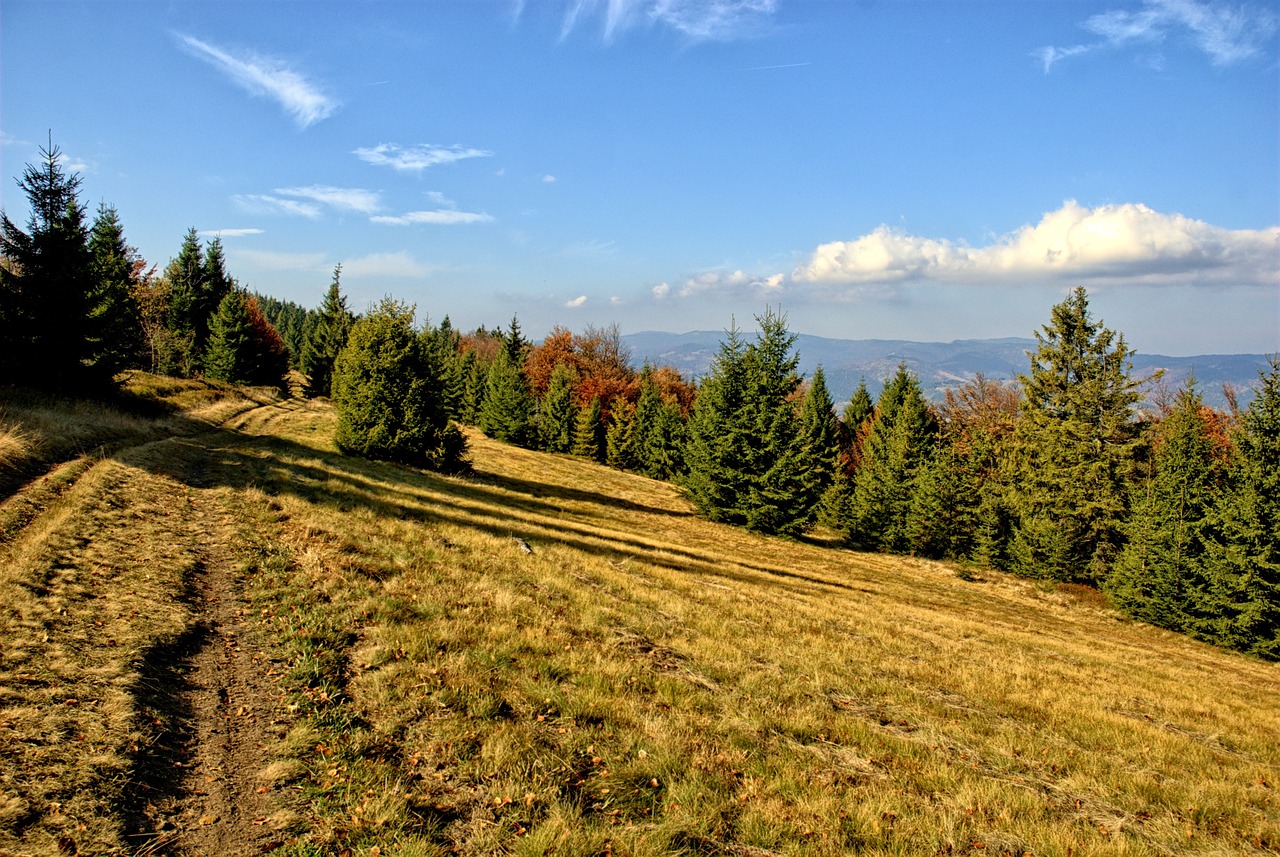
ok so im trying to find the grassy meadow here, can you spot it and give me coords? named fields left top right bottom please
left=1, top=377, right=1277, bottom=855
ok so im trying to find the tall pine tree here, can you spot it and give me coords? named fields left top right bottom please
left=301, top=265, right=354, bottom=397
left=1106, top=383, right=1223, bottom=634
left=86, top=202, right=145, bottom=379
left=1007, top=287, right=1143, bottom=582
left=0, top=142, right=95, bottom=389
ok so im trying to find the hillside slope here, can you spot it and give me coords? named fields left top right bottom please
left=1, top=380, right=1277, bottom=856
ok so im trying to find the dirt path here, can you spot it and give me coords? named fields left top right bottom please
left=123, top=428, right=293, bottom=855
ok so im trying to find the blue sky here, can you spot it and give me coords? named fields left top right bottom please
left=3, top=0, right=1277, bottom=356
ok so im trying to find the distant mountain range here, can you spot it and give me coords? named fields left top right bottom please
left=621, top=331, right=1270, bottom=409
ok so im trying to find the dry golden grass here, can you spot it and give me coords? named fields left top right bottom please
left=1, top=379, right=1277, bottom=856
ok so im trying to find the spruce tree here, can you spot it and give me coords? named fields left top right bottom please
left=682, top=322, right=752, bottom=525
left=478, top=346, right=535, bottom=446
left=331, top=298, right=467, bottom=471
left=843, top=365, right=936, bottom=552
left=1106, top=383, right=1222, bottom=634
left=538, top=362, right=579, bottom=453
left=572, top=395, right=607, bottom=462
left=162, top=228, right=205, bottom=376
left=86, top=202, right=145, bottom=379
left=1008, top=287, right=1143, bottom=582
left=605, top=395, right=637, bottom=470
left=1202, top=359, right=1280, bottom=658
left=301, top=264, right=354, bottom=397
left=203, top=290, right=255, bottom=384
left=796, top=366, right=841, bottom=526
left=0, top=141, right=95, bottom=389
left=197, top=236, right=234, bottom=356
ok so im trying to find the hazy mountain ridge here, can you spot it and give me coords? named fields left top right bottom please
left=623, top=331, right=1269, bottom=408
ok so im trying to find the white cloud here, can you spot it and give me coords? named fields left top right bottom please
left=1039, top=0, right=1277, bottom=71
left=178, top=34, right=337, bottom=127
left=652, top=282, right=671, bottom=299
left=565, top=295, right=588, bottom=308
left=200, top=228, right=264, bottom=238
left=275, top=185, right=382, bottom=214
left=233, top=194, right=322, bottom=219
left=354, top=143, right=492, bottom=173
left=370, top=210, right=494, bottom=225
left=424, top=191, right=457, bottom=208
left=679, top=269, right=785, bottom=298
left=1034, top=44, right=1093, bottom=73
left=343, top=251, right=431, bottom=278
left=238, top=249, right=328, bottom=271
left=541, top=174, right=558, bottom=183
left=793, top=201, right=1280, bottom=290
left=559, top=0, right=778, bottom=42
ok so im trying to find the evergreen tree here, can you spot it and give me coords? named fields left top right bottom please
left=572, top=395, right=607, bottom=462
left=538, top=362, right=579, bottom=453
left=86, top=202, right=145, bottom=379
left=197, top=236, right=234, bottom=356
left=301, top=265, right=354, bottom=397
left=203, top=290, right=255, bottom=384
left=631, top=367, right=686, bottom=480
left=605, top=395, right=637, bottom=469
left=428, top=316, right=466, bottom=418
left=1202, top=359, right=1280, bottom=658
left=478, top=346, right=535, bottom=445
left=0, top=141, right=95, bottom=389
left=796, top=366, right=841, bottom=525
left=1007, top=287, right=1143, bottom=582
left=842, top=365, right=936, bottom=552
left=162, top=227, right=205, bottom=376
left=331, top=298, right=467, bottom=471
left=203, top=290, right=290, bottom=390
left=682, top=322, right=753, bottom=525
left=1106, top=383, right=1222, bottom=634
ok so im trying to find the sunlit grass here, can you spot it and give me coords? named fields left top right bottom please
left=1, top=378, right=1277, bottom=855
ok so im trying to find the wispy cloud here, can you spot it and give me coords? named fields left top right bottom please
left=558, top=0, right=778, bottom=43
left=565, top=295, right=589, bottom=308
left=354, top=143, right=493, bottom=173
left=541, top=174, right=558, bottom=184
left=791, top=201, right=1280, bottom=291
left=177, top=34, right=337, bottom=127
left=1037, top=0, right=1277, bottom=71
left=370, top=210, right=494, bottom=226
left=200, top=228, right=264, bottom=238
left=233, top=194, right=322, bottom=219
left=276, top=185, right=382, bottom=214
left=233, top=186, right=382, bottom=218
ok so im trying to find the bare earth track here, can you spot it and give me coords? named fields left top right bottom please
left=0, top=400, right=296, bottom=856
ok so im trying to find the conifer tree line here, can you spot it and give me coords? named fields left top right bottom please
left=1, top=142, right=289, bottom=392
left=2, top=145, right=1275, bottom=658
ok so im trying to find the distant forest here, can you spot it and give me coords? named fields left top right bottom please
left=3, top=143, right=1277, bottom=660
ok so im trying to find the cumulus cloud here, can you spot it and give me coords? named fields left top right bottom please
left=792, top=201, right=1280, bottom=290
left=178, top=34, right=337, bottom=127
left=678, top=269, right=785, bottom=298
left=1037, top=0, right=1277, bottom=71
left=370, top=210, right=494, bottom=226
left=354, top=143, right=492, bottom=173
left=565, top=295, right=588, bottom=308
left=558, top=0, right=778, bottom=42
left=652, top=282, right=671, bottom=299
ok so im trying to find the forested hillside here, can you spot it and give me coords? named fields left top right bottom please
left=2, top=143, right=1277, bottom=660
